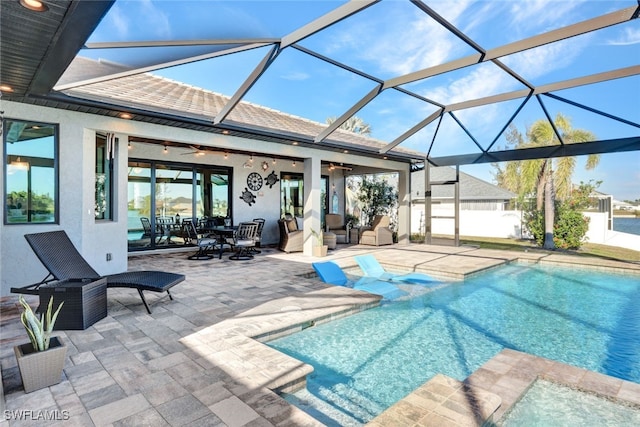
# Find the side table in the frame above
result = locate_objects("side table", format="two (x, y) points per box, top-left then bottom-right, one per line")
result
(38, 278), (107, 330)
(349, 227), (360, 244)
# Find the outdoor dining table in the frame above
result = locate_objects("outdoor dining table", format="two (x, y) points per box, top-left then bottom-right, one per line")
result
(200, 225), (238, 258)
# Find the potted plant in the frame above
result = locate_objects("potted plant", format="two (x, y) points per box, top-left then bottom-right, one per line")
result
(14, 295), (66, 393)
(311, 228), (328, 257)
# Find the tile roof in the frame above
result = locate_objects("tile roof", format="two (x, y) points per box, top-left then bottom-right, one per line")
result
(60, 57), (422, 159)
(412, 167), (516, 201)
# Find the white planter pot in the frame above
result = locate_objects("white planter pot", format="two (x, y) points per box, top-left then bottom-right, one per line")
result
(312, 245), (328, 257)
(14, 336), (67, 393)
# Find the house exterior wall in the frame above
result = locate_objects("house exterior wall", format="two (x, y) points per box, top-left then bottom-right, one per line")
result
(1, 101), (408, 296)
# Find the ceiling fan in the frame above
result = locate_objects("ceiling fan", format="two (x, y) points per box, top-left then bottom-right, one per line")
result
(180, 145), (206, 156)
(328, 163), (352, 171)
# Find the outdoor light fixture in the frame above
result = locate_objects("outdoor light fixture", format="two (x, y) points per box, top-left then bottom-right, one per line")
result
(292, 160), (296, 167)
(261, 161), (269, 172)
(224, 153), (228, 159)
(163, 146), (168, 154)
(119, 112), (132, 119)
(328, 163), (352, 171)
(0, 84), (13, 92)
(10, 157), (29, 170)
(19, 0), (48, 12)
(128, 141), (132, 150)
(272, 158), (276, 165)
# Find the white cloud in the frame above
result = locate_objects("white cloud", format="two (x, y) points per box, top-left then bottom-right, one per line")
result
(607, 27), (640, 46)
(508, 0), (583, 33)
(424, 63), (517, 104)
(102, 0), (171, 40)
(502, 36), (586, 80)
(322, 5), (468, 77)
(280, 71), (310, 81)
(139, 0), (172, 39)
(104, 4), (130, 39)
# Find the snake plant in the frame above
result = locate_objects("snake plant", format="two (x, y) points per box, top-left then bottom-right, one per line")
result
(19, 296), (64, 351)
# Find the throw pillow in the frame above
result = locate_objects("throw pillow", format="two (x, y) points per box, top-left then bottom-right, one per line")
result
(286, 218), (298, 232)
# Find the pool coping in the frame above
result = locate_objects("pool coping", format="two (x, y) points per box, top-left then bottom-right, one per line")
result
(367, 348), (640, 427)
(178, 286), (383, 425)
(467, 348), (640, 422)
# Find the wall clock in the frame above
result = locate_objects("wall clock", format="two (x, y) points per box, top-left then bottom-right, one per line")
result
(247, 172), (263, 191)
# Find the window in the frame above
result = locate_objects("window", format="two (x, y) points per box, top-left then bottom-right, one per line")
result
(95, 134), (114, 220)
(280, 172), (328, 221)
(126, 159), (231, 251)
(4, 119), (58, 224)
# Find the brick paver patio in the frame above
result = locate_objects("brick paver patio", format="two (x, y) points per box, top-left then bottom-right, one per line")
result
(1, 243), (639, 426)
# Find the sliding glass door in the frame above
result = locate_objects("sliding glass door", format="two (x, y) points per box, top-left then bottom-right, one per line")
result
(280, 172), (328, 224)
(127, 160), (231, 251)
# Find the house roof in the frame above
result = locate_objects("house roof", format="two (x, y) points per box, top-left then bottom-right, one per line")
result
(60, 57), (424, 161)
(412, 167), (516, 201)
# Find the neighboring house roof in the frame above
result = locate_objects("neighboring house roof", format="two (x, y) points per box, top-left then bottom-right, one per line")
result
(613, 200), (635, 207)
(60, 57), (423, 160)
(412, 167), (516, 201)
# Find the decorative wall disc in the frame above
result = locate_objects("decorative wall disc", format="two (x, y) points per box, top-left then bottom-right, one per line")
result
(265, 170), (279, 188)
(240, 187), (256, 206)
(247, 172), (263, 191)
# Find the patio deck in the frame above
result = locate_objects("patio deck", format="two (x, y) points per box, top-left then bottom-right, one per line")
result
(1, 243), (639, 426)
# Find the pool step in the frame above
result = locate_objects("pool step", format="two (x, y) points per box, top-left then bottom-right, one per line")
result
(367, 373), (501, 426)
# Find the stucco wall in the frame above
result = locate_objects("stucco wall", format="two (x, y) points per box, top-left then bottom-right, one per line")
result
(1, 101), (407, 296)
(410, 208), (630, 249)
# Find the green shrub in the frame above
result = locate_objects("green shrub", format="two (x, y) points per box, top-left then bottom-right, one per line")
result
(553, 203), (590, 249)
(524, 204), (590, 250)
(524, 209), (545, 247)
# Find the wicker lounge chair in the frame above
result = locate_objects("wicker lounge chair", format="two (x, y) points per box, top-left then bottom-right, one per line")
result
(12, 230), (185, 314)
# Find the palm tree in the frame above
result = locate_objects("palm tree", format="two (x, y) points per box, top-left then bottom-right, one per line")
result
(326, 116), (372, 136)
(496, 113), (599, 249)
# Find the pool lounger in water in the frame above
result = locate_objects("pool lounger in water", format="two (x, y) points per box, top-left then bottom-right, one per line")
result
(312, 261), (406, 300)
(355, 254), (435, 284)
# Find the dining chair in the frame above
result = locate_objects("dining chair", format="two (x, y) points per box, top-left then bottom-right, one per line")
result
(183, 220), (218, 260)
(251, 218), (266, 254)
(229, 222), (258, 260)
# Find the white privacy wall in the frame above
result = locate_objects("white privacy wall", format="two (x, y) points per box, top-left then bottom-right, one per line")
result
(411, 207), (617, 246)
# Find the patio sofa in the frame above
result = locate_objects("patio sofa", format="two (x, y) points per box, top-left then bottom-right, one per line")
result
(359, 215), (393, 246)
(277, 215), (303, 253)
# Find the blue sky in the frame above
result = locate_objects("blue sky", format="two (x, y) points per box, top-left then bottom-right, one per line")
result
(85, 0), (640, 201)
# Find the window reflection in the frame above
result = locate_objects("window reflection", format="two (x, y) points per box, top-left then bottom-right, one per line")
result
(280, 172), (328, 223)
(4, 120), (57, 224)
(127, 160), (230, 251)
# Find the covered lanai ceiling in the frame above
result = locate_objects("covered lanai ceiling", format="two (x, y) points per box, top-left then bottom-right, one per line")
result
(1, 0), (639, 167)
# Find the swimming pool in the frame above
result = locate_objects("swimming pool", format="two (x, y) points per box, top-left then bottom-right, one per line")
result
(498, 379), (640, 426)
(268, 263), (640, 425)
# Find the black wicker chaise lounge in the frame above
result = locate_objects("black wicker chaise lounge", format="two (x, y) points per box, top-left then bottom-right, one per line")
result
(11, 230), (185, 314)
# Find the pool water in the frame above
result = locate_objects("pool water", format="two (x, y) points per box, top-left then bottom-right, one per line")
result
(498, 379), (640, 426)
(268, 263), (640, 425)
